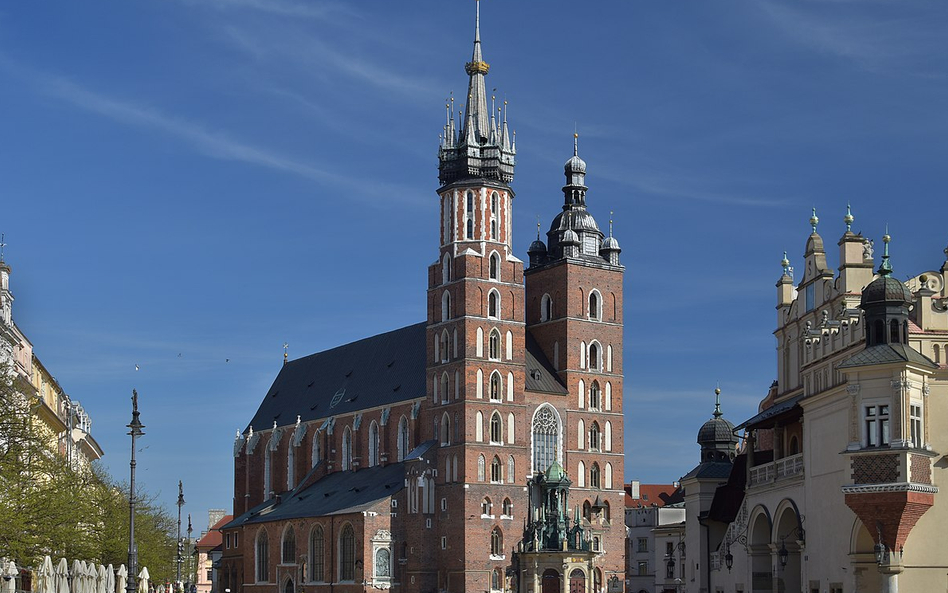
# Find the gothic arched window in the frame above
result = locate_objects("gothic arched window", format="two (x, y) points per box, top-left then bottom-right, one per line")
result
(489, 330), (501, 360)
(397, 415), (409, 461)
(589, 381), (601, 409)
(282, 527), (296, 564)
(589, 290), (601, 321)
(590, 462), (601, 489)
(255, 530), (269, 582)
(490, 527), (503, 556)
(541, 293), (553, 322)
(466, 191), (475, 240)
(488, 290), (500, 318)
(339, 524), (355, 581)
(590, 422), (601, 451)
(490, 412), (503, 444)
(490, 252), (500, 280)
(441, 291), (451, 322)
(368, 421), (379, 467)
(588, 343), (600, 371)
(532, 406), (559, 474)
(341, 427), (352, 471)
(491, 456), (502, 482)
(490, 372), (502, 401)
(440, 413), (450, 446)
(477, 454), (486, 481)
(490, 192), (499, 240)
(310, 526), (324, 582)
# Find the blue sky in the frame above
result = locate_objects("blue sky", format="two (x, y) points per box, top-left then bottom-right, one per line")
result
(1, 0), (946, 531)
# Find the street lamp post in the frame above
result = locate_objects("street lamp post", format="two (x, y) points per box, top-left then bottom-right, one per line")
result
(177, 482), (185, 592)
(126, 390), (145, 593)
(186, 514), (193, 593)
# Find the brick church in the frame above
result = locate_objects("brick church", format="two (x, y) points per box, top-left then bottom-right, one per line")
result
(220, 4), (625, 593)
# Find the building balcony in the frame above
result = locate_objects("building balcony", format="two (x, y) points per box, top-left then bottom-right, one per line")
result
(748, 452), (803, 488)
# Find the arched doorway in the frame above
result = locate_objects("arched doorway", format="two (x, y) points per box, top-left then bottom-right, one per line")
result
(569, 569), (586, 593)
(283, 578), (294, 593)
(542, 569), (560, 593)
(774, 506), (802, 593)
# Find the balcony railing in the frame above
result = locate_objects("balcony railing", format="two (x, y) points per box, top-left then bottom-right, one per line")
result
(749, 452), (804, 487)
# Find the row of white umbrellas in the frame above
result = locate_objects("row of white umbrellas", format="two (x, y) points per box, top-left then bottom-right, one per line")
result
(33, 557), (150, 593)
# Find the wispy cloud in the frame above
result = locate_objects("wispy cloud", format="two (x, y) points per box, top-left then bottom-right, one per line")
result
(756, 0), (946, 74)
(0, 57), (426, 208)
(178, 0), (357, 21)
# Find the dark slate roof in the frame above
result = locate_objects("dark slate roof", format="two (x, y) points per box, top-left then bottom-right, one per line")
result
(707, 454), (747, 525)
(734, 394), (804, 432)
(524, 332), (569, 395)
(681, 460), (733, 481)
(246, 323), (427, 431)
(837, 343), (937, 370)
(222, 462), (406, 529)
(697, 417), (738, 445)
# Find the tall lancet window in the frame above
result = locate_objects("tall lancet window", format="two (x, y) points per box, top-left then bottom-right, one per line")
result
(466, 191), (475, 239)
(490, 192), (499, 240)
(532, 405), (559, 474)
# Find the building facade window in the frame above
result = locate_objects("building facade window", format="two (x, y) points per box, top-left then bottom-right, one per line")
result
(255, 530), (269, 582)
(589, 381), (601, 410)
(590, 422), (600, 451)
(489, 252), (500, 279)
(491, 456), (502, 483)
(866, 405), (890, 447)
(482, 497), (492, 516)
(490, 192), (499, 240)
(282, 527), (296, 564)
(541, 293), (553, 322)
(589, 290), (601, 320)
(368, 421), (379, 467)
(397, 416), (409, 461)
(532, 405), (559, 474)
(490, 372), (502, 401)
(341, 427), (352, 470)
(911, 404), (922, 448)
(339, 524), (355, 581)
(502, 498), (513, 516)
(489, 330), (500, 360)
(637, 538), (648, 553)
(637, 561), (648, 576)
(590, 463), (601, 489)
(478, 454), (486, 481)
(488, 290), (500, 318)
(490, 527), (503, 556)
(310, 527), (324, 582)
(490, 412), (503, 443)
(466, 191), (475, 239)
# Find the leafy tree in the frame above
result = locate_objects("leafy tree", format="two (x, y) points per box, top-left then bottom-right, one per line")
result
(0, 363), (176, 580)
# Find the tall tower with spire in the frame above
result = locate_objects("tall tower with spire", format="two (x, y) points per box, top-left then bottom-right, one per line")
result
(425, 2), (529, 591)
(523, 134), (626, 592)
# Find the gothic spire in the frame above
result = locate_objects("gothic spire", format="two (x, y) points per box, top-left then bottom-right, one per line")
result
(464, 0), (491, 143)
(438, 0), (515, 186)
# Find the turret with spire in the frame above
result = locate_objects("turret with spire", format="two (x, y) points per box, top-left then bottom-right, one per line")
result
(438, 0), (515, 187)
(837, 203), (874, 294)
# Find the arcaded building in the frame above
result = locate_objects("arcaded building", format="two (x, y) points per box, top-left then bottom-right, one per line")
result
(219, 4), (626, 593)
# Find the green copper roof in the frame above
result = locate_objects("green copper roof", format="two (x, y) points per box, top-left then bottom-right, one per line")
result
(545, 460), (566, 481)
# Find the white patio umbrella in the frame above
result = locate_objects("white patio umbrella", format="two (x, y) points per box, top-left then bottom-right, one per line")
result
(136, 568), (149, 593)
(96, 565), (108, 593)
(55, 559), (70, 593)
(2, 560), (18, 593)
(71, 561), (83, 593)
(115, 566), (127, 593)
(86, 563), (97, 593)
(104, 566), (115, 593)
(36, 556), (55, 593)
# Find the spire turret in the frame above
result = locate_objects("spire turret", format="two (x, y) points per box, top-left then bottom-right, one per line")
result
(439, 0), (515, 186)
(878, 226), (892, 277)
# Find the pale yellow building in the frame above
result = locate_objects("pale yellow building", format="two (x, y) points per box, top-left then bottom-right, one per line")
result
(0, 256), (102, 467)
(682, 209), (948, 593)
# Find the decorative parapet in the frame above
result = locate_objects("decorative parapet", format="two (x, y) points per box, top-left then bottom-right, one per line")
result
(841, 482), (938, 495)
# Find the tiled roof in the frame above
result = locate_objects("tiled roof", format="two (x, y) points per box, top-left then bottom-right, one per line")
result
(246, 323), (427, 431)
(837, 343), (937, 370)
(195, 515), (233, 550)
(222, 461), (406, 530)
(624, 484), (683, 508)
(524, 332), (568, 395)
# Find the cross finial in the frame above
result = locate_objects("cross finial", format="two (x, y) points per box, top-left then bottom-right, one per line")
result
(844, 203), (854, 233)
(879, 225), (893, 276)
(283, 342), (289, 365)
(609, 211), (614, 237)
(573, 127), (579, 157)
(536, 215), (541, 240)
(713, 386), (723, 419)
(0, 233), (6, 263)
